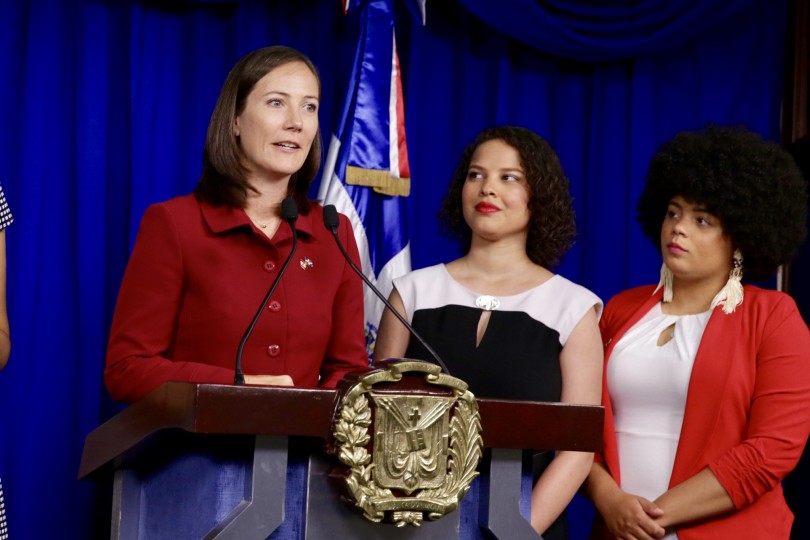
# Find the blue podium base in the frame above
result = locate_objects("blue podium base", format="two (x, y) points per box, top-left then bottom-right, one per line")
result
(110, 432), (542, 540)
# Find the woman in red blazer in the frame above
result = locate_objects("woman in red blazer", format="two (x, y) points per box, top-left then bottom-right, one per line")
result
(105, 47), (368, 404)
(585, 126), (810, 539)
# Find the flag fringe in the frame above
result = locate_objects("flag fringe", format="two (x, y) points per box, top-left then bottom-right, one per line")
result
(346, 165), (411, 197)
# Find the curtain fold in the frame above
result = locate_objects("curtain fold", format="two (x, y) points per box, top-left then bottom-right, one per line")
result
(456, 0), (754, 61)
(0, 0), (788, 538)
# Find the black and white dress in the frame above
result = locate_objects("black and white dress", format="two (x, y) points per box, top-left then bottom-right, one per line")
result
(0, 185), (11, 229)
(0, 477), (6, 540)
(0, 183), (12, 540)
(394, 264), (602, 401)
(393, 264), (601, 539)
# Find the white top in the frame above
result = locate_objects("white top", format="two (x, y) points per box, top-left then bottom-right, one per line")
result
(607, 303), (712, 539)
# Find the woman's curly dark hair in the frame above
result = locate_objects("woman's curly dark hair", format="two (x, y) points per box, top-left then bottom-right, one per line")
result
(637, 125), (808, 281)
(438, 126), (576, 269)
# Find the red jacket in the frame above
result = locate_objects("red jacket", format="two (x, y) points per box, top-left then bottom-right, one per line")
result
(105, 195), (369, 403)
(593, 285), (810, 539)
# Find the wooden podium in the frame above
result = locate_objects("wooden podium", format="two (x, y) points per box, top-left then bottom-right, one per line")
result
(80, 370), (603, 540)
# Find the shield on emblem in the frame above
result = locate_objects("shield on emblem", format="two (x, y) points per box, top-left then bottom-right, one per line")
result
(371, 394), (453, 494)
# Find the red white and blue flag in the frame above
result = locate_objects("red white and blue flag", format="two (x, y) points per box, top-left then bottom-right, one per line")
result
(320, 0), (423, 355)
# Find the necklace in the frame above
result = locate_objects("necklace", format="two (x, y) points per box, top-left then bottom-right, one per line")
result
(247, 213), (274, 230)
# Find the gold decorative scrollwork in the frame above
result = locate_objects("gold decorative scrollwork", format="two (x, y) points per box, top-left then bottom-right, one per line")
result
(333, 361), (483, 527)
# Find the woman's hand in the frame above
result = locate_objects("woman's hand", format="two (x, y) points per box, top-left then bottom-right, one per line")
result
(599, 490), (665, 540)
(243, 374), (294, 386)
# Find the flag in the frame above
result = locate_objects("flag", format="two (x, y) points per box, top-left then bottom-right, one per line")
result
(319, 0), (417, 356)
(343, 0), (427, 22)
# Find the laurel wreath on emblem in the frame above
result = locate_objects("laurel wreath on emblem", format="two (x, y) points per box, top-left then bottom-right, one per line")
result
(333, 361), (483, 527)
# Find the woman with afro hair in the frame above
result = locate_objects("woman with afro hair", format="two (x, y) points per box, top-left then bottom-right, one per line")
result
(585, 125), (810, 540)
(375, 126), (604, 538)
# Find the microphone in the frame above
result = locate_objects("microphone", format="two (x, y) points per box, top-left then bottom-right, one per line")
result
(322, 204), (450, 375)
(234, 197), (299, 385)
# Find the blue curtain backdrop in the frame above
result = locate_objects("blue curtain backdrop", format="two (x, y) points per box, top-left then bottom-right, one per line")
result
(0, 0), (788, 538)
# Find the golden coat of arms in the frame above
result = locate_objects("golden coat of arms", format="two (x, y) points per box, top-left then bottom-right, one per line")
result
(332, 360), (483, 527)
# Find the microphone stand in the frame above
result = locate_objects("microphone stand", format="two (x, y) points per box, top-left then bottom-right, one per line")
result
(322, 205), (451, 375)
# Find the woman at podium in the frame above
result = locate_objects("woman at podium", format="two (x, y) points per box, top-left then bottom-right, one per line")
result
(585, 126), (810, 539)
(374, 125), (604, 538)
(105, 46), (368, 404)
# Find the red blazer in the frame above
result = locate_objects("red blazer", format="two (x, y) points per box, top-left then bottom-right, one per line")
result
(593, 285), (810, 539)
(105, 195), (369, 404)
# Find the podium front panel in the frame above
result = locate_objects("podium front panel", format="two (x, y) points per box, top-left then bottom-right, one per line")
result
(108, 432), (546, 539)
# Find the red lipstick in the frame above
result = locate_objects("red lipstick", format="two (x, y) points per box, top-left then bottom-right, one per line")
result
(475, 202), (499, 213)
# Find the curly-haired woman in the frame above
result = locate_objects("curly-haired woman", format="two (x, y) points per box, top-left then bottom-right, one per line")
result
(585, 125), (810, 539)
(374, 125), (603, 538)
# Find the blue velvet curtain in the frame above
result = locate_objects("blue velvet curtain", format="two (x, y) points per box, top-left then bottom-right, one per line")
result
(455, 0), (753, 62)
(0, 0), (788, 538)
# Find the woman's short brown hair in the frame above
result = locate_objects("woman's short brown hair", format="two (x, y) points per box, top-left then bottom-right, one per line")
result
(194, 46), (322, 213)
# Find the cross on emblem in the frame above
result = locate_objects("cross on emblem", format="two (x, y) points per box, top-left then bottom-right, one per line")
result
(408, 406), (421, 424)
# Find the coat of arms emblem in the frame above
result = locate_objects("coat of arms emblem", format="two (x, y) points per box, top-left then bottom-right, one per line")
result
(333, 360), (483, 527)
